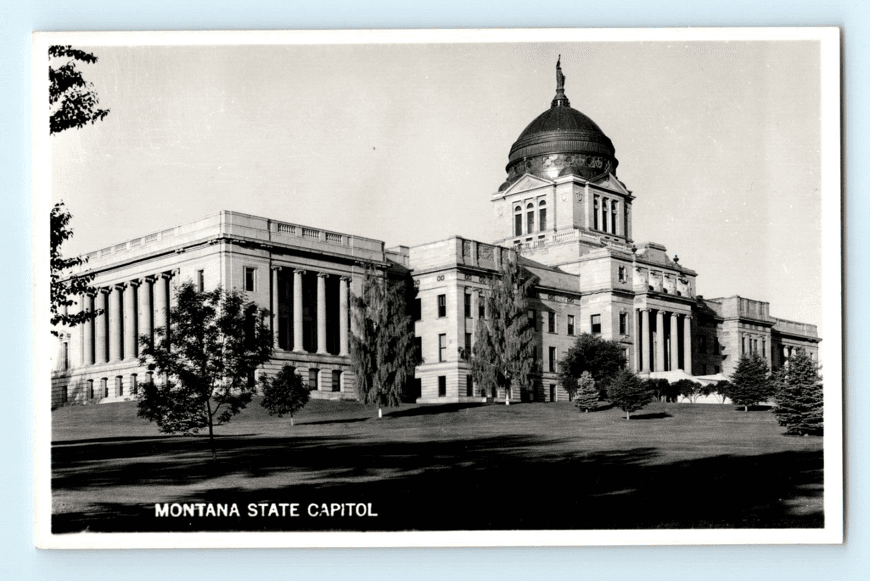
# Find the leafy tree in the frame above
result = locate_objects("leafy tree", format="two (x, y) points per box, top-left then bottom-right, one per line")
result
(350, 268), (418, 418)
(465, 254), (538, 405)
(137, 283), (273, 460)
(607, 369), (652, 420)
(674, 379), (704, 403)
(712, 380), (732, 404)
(558, 333), (626, 399)
(49, 46), (110, 134)
(728, 354), (772, 412)
(573, 371), (599, 413)
(50, 202), (101, 334)
(260, 365), (311, 426)
(772, 349), (823, 436)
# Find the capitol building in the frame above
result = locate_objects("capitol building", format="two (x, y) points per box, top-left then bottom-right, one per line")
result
(50, 61), (820, 407)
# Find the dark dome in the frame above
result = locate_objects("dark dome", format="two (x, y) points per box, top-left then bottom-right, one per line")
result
(500, 60), (618, 191)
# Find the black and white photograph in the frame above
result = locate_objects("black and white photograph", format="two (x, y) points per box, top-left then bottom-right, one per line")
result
(33, 29), (842, 548)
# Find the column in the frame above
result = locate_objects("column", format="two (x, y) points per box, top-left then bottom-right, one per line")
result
(271, 266), (281, 349)
(293, 269), (306, 352)
(124, 281), (138, 359)
(633, 309), (641, 373)
(683, 315), (693, 374)
(655, 310), (665, 372)
(154, 273), (169, 340)
(670, 312), (679, 372)
(641, 309), (651, 372)
(138, 277), (154, 348)
(339, 276), (350, 356)
(317, 272), (329, 354)
(109, 284), (124, 361)
(95, 289), (109, 363)
(82, 293), (94, 365)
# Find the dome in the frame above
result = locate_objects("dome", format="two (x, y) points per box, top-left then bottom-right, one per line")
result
(500, 59), (618, 191)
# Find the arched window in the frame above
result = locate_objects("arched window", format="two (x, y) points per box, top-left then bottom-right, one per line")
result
(538, 200), (547, 231)
(601, 198), (608, 233)
(611, 200), (618, 234)
(514, 206), (522, 237)
(526, 203), (535, 234)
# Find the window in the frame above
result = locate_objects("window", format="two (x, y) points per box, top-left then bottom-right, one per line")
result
(197, 269), (205, 292)
(437, 294), (446, 318)
(762, 338), (766, 357)
(466, 375), (474, 397)
(414, 337), (423, 362)
(61, 385), (68, 404)
(548, 346), (557, 373)
(601, 198), (608, 233)
(591, 314), (601, 335)
(514, 206), (522, 237)
(130, 373), (138, 396)
(309, 368), (319, 391)
(101, 377), (108, 398)
(611, 200), (618, 234)
(413, 298), (422, 321)
(526, 203), (535, 233)
(567, 315), (575, 335)
(539, 201), (547, 231)
(478, 298), (486, 319)
(438, 334), (447, 362)
(593, 196), (600, 230)
(332, 370), (341, 392)
(547, 311), (556, 333)
(244, 267), (256, 292)
(465, 333), (472, 354)
(619, 312), (627, 335)
(62, 342), (69, 370)
(87, 379), (94, 400)
(549, 384), (556, 402)
(742, 336), (746, 355)
(464, 291), (472, 318)
(116, 375), (123, 396)
(618, 266), (627, 283)
(528, 309), (536, 330)
(438, 376), (447, 397)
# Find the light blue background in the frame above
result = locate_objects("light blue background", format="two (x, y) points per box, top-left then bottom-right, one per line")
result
(3, 1), (866, 579)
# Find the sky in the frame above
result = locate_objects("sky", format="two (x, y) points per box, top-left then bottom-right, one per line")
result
(49, 39), (824, 326)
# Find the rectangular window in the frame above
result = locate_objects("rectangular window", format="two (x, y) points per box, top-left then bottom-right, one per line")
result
(245, 267), (256, 292)
(101, 377), (108, 398)
(547, 311), (556, 333)
(332, 370), (341, 392)
(515, 213), (522, 237)
(548, 346), (557, 373)
(438, 334), (446, 362)
(309, 369), (318, 391)
(130, 373), (138, 396)
(549, 384), (556, 403)
(61, 385), (68, 404)
(438, 376), (447, 397)
(591, 314), (601, 335)
(539, 207), (547, 231)
(116, 375), (123, 397)
(619, 312), (627, 335)
(88, 379), (94, 400)
(414, 337), (423, 362)
(618, 266), (627, 283)
(465, 332), (472, 355)
(62, 342), (69, 370)
(593, 195), (600, 230)
(762, 339), (766, 357)
(567, 314), (575, 336)
(413, 298), (422, 321)
(478, 298), (486, 319)
(437, 294), (446, 318)
(527, 208), (534, 233)
(197, 269), (205, 292)
(464, 291), (472, 318)
(466, 375), (474, 397)
(528, 309), (536, 330)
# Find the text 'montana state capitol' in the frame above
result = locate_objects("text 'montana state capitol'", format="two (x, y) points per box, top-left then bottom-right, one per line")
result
(51, 61), (820, 406)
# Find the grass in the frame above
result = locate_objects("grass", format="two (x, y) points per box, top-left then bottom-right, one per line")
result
(51, 398), (824, 533)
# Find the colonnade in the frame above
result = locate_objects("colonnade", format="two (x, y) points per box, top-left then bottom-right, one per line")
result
(635, 308), (692, 373)
(270, 267), (351, 357)
(741, 334), (768, 358)
(80, 272), (172, 366)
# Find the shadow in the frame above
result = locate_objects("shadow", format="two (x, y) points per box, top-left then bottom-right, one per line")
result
(300, 417), (371, 426)
(52, 434), (259, 446)
(627, 412), (673, 420)
(384, 403), (486, 418)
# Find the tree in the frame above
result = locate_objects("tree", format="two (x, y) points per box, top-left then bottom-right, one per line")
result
(465, 254), (538, 405)
(260, 365), (311, 426)
(558, 333), (626, 399)
(137, 283), (273, 461)
(728, 354), (772, 412)
(49, 46), (110, 135)
(772, 349), (823, 436)
(49, 46), (109, 333)
(350, 268), (418, 418)
(573, 371), (599, 413)
(607, 369), (652, 420)
(50, 203), (101, 334)
(712, 379), (732, 404)
(674, 379), (704, 403)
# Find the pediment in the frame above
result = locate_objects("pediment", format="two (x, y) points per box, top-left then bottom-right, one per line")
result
(502, 173), (554, 196)
(592, 172), (630, 195)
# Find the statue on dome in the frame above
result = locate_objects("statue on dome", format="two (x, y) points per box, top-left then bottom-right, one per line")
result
(556, 55), (565, 90)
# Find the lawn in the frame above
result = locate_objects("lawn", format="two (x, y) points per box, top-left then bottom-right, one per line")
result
(50, 398), (824, 533)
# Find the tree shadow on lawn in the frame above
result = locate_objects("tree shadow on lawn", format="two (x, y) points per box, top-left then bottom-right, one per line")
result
(385, 403), (487, 418)
(52, 431), (823, 533)
(626, 412), (673, 420)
